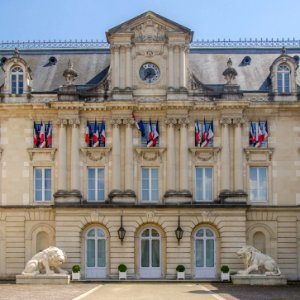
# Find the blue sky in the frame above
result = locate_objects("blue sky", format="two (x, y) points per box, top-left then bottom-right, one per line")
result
(1, 0), (300, 41)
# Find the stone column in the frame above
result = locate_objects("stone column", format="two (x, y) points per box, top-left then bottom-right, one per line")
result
(179, 118), (190, 190)
(111, 118), (122, 190)
(168, 45), (174, 88)
(125, 45), (132, 88)
(123, 118), (134, 191)
(220, 118), (231, 191)
(57, 119), (67, 191)
(233, 118), (244, 191)
(179, 46), (186, 88)
(165, 118), (177, 191)
(174, 45), (180, 88)
(113, 45), (120, 88)
(70, 119), (80, 191)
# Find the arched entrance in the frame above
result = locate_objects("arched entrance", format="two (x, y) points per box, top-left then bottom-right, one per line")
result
(194, 227), (216, 278)
(85, 227), (107, 278)
(140, 228), (161, 278)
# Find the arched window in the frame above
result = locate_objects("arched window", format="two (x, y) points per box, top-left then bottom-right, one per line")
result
(11, 66), (24, 94)
(277, 65), (290, 94)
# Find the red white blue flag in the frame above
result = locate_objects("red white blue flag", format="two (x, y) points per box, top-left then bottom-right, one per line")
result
(249, 122), (256, 146)
(147, 120), (155, 147)
(39, 122), (46, 148)
(85, 121), (91, 146)
(195, 121), (201, 147)
(33, 122), (39, 148)
(46, 122), (52, 148)
(132, 112), (146, 137)
(100, 121), (105, 145)
(93, 120), (99, 147)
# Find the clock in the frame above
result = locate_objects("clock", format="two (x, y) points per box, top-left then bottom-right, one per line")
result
(139, 63), (160, 83)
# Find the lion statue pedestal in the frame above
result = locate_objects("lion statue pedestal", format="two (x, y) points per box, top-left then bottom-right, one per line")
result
(16, 246), (70, 285)
(231, 246), (287, 285)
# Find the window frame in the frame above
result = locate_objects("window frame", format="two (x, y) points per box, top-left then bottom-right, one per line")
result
(10, 66), (24, 95)
(249, 166), (268, 203)
(87, 167), (105, 202)
(34, 167), (52, 202)
(277, 64), (291, 94)
(141, 167), (159, 202)
(195, 167), (213, 202)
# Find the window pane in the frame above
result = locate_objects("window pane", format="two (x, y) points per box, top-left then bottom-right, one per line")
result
(87, 240), (95, 267)
(142, 229), (149, 237)
(151, 229), (159, 237)
(35, 190), (42, 202)
(88, 168), (95, 201)
(97, 239), (106, 267)
(196, 239), (204, 267)
(196, 229), (204, 237)
(141, 240), (149, 267)
(206, 229), (214, 237)
(96, 229), (105, 237)
(206, 239), (215, 267)
(151, 239), (160, 267)
(87, 229), (95, 237)
(258, 168), (267, 201)
(205, 168), (213, 201)
(44, 190), (51, 201)
(195, 168), (203, 201)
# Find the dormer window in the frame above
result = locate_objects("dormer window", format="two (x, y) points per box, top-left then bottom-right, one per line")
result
(277, 65), (290, 94)
(11, 66), (24, 94)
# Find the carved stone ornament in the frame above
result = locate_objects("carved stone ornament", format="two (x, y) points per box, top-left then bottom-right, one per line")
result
(189, 147), (220, 163)
(146, 210), (156, 222)
(244, 147), (274, 162)
(222, 58), (238, 84)
(22, 246), (68, 275)
(81, 147), (111, 163)
(63, 60), (78, 85)
(133, 17), (166, 43)
(135, 147), (166, 163)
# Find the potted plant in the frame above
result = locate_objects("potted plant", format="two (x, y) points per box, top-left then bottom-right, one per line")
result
(220, 265), (230, 281)
(176, 264), (185, 280)
(72, 265), (81, 280)
(118, 263), (127, 280)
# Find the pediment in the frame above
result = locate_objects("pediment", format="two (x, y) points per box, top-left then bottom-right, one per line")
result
(106, 11), (193, 43)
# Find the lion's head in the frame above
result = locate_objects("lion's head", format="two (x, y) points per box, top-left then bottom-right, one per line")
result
(237, 246), (260, 265)
(44, 246), (67, 268)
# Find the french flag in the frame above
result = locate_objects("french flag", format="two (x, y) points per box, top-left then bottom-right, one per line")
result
(100, 121), (105, 146)
(195, 121), (200, 147)
(33, 122), (39, 148)
(93, 120), (99, 147)
(249, 122), (256, 147)
(85, 121), (91, 146)
(256, 121), (264, 148)
(147, 120), (155, 147)
(264, 121), (269, 140)
(46, 122), (52, 148)
(201, 118), (208, 147)
(39, 122), (46, 148)
(132, 112), (146, 137)
(152, 120), (159, 147)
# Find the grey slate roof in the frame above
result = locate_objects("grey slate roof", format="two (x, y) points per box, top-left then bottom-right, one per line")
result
(0, 48), (299, 93)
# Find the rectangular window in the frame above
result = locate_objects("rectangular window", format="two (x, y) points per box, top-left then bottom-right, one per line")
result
(249, 121), (268, 148)
(249, 167), (268, 202)
(141, 167), (159, 202)
(141, 122), (159, 147)
(195, 167), (213, 201)
(87, 168), (105, 202)
(34, 168), (52, 202)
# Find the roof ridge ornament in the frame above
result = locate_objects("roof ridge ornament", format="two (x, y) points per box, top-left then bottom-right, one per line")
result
(222, 58), (238, 84)
(281, 46), (287, 55)
(63, 59), (78, 85)
(13, 47), (20, 57)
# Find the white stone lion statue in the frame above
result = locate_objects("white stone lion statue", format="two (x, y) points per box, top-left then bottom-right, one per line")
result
(236, 245), (281, 276)
(22, 246), (68, 275)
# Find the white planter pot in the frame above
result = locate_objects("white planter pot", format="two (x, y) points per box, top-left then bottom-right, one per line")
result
(177, 271), (185, 280)
(72, 272), (81, 280)
(221, 272), (230, 281)
(119, 271), (127, 280)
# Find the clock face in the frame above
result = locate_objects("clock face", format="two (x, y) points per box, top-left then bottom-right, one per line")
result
(139, 63), (160, 84)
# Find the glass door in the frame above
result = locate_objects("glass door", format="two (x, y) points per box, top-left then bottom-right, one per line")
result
(85, 228), (106, 278)
(140, 228), (161, 278)
(195, 228), (216, 278)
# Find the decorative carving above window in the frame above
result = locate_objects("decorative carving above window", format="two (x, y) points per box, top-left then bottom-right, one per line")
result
(27, 148), (57, 162)
(80, 147), (111, 163)
(135, 147), (166, 163)
(244, 147), (274, 162)
(189, 147), (220, 163)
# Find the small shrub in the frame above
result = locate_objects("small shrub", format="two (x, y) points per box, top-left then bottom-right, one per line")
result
(118, 264), (127, 272)
(72, 265), (80, 273)
(176, 265), (185, 272)
(220, 265), (229, 273)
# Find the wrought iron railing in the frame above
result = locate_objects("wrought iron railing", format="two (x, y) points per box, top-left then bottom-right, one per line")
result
(0, 38), (299, 50)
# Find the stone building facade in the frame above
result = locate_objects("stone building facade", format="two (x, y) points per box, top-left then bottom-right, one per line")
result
(0, 11), (300, 280)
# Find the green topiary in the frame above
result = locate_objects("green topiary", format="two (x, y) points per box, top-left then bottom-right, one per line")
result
(72, 265), (80, 273)
(176, 265), (185, 272)
(118, 264), (127, 272)
(220, 265), (229, 273)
